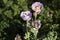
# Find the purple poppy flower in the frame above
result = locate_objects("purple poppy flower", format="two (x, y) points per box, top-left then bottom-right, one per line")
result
(31, 2), (44, 14)
(20, 11), (32, 21)
(29, 20), (41, 29)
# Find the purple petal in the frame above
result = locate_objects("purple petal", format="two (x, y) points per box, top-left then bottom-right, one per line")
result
(31, 2), (44, 14)
(20, 11), (32, 21)
(31, 20), (41, 29)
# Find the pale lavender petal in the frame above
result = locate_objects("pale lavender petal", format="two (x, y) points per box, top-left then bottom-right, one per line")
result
(31, 2), (44, 14)
(20, 11), (32, 21)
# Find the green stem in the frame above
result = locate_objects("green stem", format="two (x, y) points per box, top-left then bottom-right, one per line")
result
(35, 30), (38, 40)
(26, 21), (30, 40)
(35, 16), (36, 21)
(35, 35), (37, 40)
(35, 15), (37, 40)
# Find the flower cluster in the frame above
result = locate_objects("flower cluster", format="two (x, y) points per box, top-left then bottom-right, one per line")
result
(20, 2), (54, 40)
(20, 2), (44, 29)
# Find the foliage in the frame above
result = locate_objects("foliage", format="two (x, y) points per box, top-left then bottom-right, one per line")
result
(0, 0), (60, 40)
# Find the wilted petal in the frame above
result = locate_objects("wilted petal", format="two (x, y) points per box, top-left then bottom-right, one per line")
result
(15, 34), (22, 40)
(47, 12), (53, 18)
(30, 20), (41, 29)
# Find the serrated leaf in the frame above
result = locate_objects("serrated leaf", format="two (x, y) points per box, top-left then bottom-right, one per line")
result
(6, 1), (13, 7)
(17, 0), (28, 11)
(4, 10), (13, 19)
(12, 4), (20, 16)
(24, 32), (30, 39)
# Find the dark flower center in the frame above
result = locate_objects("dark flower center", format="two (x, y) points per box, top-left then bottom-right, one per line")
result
(34, 22), (39, 28)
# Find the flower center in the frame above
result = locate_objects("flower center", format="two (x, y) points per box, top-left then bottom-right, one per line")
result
(34, 22), (39, 28)
(35, 6), (41, 13)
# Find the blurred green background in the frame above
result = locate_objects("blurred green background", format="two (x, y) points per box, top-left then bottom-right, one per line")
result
(0, 0), (60, 40)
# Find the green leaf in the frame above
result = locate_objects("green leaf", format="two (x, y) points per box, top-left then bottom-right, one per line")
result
(6, 1), (13, 7)
(4, 10), (13, 19)
(3, 0), (8, 4)
(17, 0), (28, 11)
(0, 8), (2, 14)
(12, 4), (20, 16)
(0, 21), (9, 31)
(24, 32), (30, 39)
